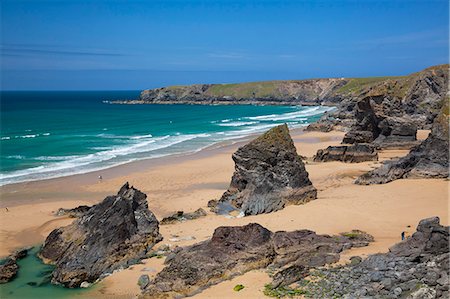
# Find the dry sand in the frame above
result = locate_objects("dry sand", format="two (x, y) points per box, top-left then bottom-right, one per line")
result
(0, 129), (447, 299)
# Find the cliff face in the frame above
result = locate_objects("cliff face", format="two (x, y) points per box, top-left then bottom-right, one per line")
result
(311, 64), (449, 131)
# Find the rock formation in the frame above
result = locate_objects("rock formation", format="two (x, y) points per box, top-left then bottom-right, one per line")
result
(356, 100), (449, 184)
(141, 223), (372, 298)
(0, 248), (29, 283)
(40, 183), (162, 288)
(160, 208), (207, 225)
(341, 96), (419, 148)
(314, 144), (378, 163)
(211, 124), (316, 216)
(291, 217), (449, 298)
(310, 64), (448, 132)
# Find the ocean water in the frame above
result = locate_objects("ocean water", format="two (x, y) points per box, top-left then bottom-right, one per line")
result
(0, 91), (332, 186)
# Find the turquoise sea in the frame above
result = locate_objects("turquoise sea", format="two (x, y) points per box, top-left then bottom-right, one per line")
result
(0, 91), (332, 186)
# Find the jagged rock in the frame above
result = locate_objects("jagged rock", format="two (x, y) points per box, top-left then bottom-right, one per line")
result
(314, 144), (378, 163)
(142, 223), (275, 298)
(214, 124), (316, 216)
(160, 208), (207, 225)
(55, 205), (91, 217)
(372, 116), (419, 148)
(292, 217), (449, 298)
(0, 248), (29, 283)
(140, 223), (373, 298)
(342, 96), (418, 148)
(356, 100), (449, 184)
(39, 183), (162, 287)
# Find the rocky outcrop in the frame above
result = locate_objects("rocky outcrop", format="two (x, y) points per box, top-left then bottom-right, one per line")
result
(310, 64), (448, 132)
(40, 183), (162, 288)
(160, 208), (207, 225)
(0, 248), (29, 283)
(141, 223), (372, 298)
(314, 144), (378, 163)
(210, 124), (316, 216)
(355, 100), (449, 184)
(341, 96), (419, 148)
(291, 217), (449, 298)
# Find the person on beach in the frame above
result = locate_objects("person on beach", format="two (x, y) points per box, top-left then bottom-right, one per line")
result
(98, 175), (103, 182)
(401, 231), (405, 240)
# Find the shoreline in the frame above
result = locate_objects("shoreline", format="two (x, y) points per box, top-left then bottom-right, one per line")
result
(0, 129), (447, 299)
(0, 126), (320, 208)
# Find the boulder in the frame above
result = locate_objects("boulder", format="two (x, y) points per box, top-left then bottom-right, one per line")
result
(214, 124), (316, 216)
(140, 223), (373, 298)
(314, 144), (378, 163)
(356, 100), (449, 184)
(142, 223), (275, 298)
(39, 183), (162, 287)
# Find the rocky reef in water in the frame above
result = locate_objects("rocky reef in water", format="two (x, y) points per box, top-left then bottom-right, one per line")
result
(39, 183), (162, 288)
(140, 223), (373, 298)
(0, 248), (30, 283)
(209, 124), (316, 216)
(355, 100), (449, 184)
(290, 217), (449, 298)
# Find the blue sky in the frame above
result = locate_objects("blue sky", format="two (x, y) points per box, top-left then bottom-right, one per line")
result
(1, 0), (448, 90)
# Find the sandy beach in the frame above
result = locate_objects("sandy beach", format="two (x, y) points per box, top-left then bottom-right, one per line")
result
(0, 129), (447, 299)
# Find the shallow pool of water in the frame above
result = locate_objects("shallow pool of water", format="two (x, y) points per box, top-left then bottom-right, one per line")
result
(0, 247), (90, 299)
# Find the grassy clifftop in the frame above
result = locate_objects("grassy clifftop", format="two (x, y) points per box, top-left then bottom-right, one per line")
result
(135, 64), (448, 106)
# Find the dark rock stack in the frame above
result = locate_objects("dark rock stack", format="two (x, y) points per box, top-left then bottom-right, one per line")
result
(211, 124), (316, 216)
(314, 144), (378, 163)
(356, 100), (449, 184)
(40, 183), (162, 288)
(0, 248), (29, 283)
(342, 96), (418, 148)
(295, 217), (449, 298)
(140, 223), (372, 298)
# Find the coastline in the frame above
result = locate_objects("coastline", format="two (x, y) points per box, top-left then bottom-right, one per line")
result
(0, 128), (447, 299)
